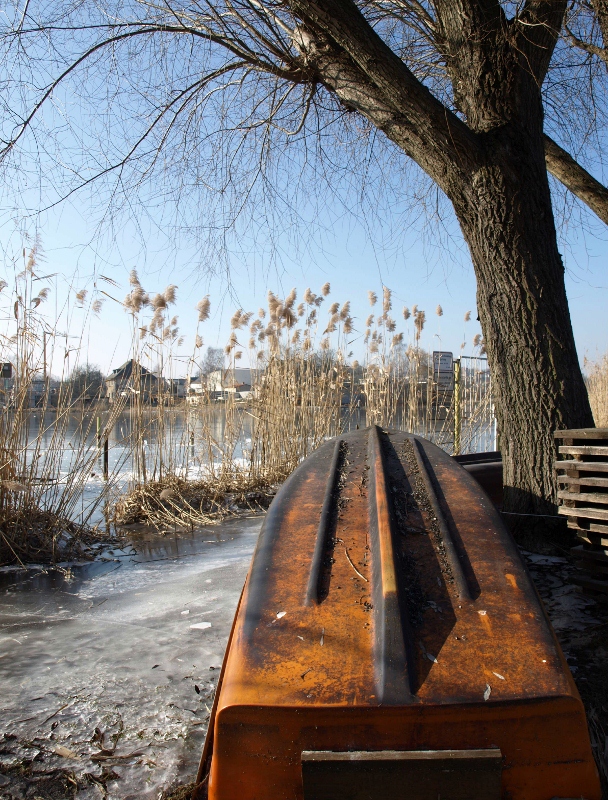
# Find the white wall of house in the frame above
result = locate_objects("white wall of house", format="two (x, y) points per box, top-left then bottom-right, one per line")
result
(169, 379), (187, 398)
(207, 369), (224, 392)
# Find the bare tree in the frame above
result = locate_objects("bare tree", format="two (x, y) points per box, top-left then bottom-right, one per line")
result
(565, 0), (608, 64)
(199, 346), (224, 383)
(67, 364), (105, 402)
(2, 1), (608, 514)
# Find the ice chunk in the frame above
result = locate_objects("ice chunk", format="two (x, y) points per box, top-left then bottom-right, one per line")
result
(190, 622), (212, 631)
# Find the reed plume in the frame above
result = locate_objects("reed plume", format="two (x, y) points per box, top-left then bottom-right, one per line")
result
(197, 296), (210, 322)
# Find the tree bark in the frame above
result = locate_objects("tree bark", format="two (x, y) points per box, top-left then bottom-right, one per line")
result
(592, 0), (608, 51)
(450, 124), (594, 512)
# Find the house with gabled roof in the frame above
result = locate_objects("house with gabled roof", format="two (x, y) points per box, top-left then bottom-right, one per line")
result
(208, 367), (253, 396)
(106, 359), (161, 403)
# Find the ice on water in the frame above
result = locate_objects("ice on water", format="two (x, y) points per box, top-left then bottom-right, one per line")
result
(0, 517), (262, 799)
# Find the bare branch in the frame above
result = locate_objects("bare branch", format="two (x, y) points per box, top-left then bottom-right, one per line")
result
(289, 0), (478, 179)
(513, 1), (568, 84)
(544, 133), (608, 225)
(562, 0), (608, 64)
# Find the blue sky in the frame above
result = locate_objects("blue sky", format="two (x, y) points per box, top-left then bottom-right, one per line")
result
(1, 170), (607, 379)
(0, 3), (606, 379)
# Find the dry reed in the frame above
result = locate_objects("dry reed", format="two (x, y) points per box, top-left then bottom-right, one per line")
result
(586, 352), (608, 426)
(0, 247), (128, 565)
(0, 248), (495, 547)
(115, 284), (494, 530)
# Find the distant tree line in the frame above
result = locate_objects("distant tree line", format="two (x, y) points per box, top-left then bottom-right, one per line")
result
(66, 364), (105, 402)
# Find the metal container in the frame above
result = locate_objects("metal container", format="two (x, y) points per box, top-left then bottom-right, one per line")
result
(194, 427), (599, 800)
(453, 450), (502, 508)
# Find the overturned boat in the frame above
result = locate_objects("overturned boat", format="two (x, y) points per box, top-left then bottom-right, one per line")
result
(193, 427), (600, 800)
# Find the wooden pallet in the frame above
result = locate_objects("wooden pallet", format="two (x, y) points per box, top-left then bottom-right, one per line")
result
(555, 428), (608, 598)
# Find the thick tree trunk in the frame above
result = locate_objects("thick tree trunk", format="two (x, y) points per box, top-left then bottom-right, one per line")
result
(291, 0), (593, 515)
(449, 125), (594, 513)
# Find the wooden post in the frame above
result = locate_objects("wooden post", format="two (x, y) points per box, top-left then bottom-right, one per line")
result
(103, 437), (109, 480)
(454, 359), (462, 456)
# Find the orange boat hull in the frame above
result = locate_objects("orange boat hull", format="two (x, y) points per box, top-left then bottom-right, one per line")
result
(194, 428), (600, 799)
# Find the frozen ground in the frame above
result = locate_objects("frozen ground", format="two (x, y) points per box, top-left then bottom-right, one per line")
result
(0, 515), (263, 799)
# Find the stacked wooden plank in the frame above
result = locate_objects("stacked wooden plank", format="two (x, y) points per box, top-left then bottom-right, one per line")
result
(554, 428), (608, 600)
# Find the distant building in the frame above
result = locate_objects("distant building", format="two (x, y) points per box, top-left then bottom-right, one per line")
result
(29, 378), (46, 407)
(0, 366), (47, 407)
(207, 368), (253, 398)
(168, 377), (188, 399)
(187, 368), (255, 402)
(0, 363), (14, 407)
(186, 374), (205, 404)
(206, 369), (223, 393)
(106, 360), (160, 403)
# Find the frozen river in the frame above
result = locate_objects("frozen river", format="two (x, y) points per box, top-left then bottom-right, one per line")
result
(0, 515), (263, 799)
(19, 404), (496, 533)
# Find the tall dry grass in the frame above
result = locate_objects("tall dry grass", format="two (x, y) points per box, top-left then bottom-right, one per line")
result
(245, 286), (350, 481)
(0, 248), (495, 545)
(586, 352), (608, 426)
(0, 245), (128, 565)
(114, 283), (493, 529)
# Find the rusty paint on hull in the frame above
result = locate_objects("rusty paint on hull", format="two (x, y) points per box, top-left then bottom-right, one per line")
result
(193, 428), (600, 800)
